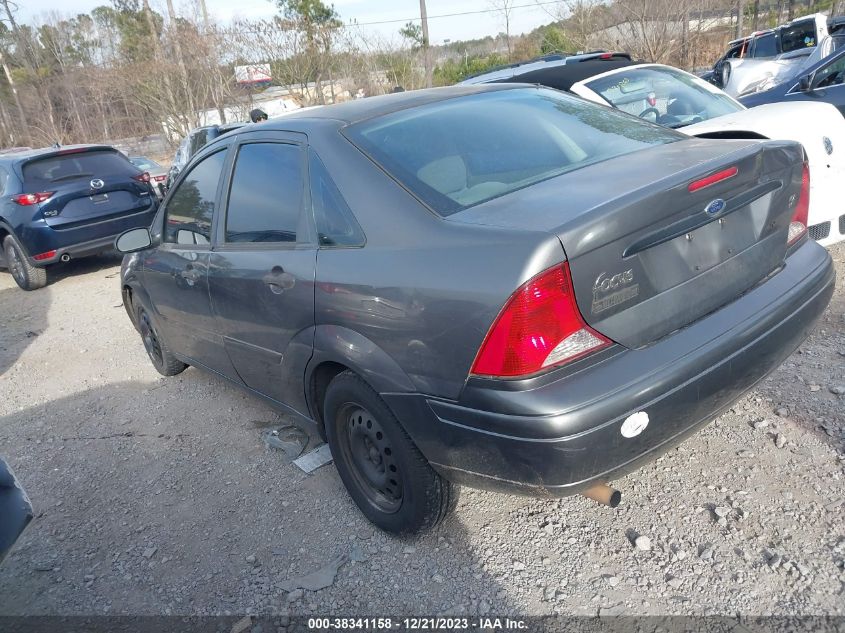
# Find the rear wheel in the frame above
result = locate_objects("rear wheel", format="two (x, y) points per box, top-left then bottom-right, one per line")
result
(3, 235), (47, 291)
(136, 305), (187, 376)
(324, 370), (458, 535)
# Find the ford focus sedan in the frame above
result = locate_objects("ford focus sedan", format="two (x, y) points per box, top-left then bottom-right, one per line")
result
(116, 85), (834, 534)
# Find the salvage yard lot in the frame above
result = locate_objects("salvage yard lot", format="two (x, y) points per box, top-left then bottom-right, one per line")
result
(0, 246), (843, 617)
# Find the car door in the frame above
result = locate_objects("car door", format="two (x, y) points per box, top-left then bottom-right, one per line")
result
(142, 146), (238, 377)
(207, 133), (316, 415)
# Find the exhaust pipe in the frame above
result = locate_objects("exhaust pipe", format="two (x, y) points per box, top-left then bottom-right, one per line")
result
(60, 253), (70, 262)
(582, 483), (621, 508)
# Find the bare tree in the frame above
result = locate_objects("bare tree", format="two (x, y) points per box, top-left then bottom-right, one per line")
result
(489, 0), (517, 60)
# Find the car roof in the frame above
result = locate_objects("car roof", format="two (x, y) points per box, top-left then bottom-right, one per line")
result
(245, 84), (525, 128)
(474, 58), (637, 91)
(460, 52), (632, 84)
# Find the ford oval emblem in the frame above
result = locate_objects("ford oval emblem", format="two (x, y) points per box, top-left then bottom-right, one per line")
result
(705, 198), (726, 215)
(823, 136), (833, 155)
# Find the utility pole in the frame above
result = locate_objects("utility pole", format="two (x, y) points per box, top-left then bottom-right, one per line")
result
(164, 0), (197, 127)
(197, 0), (226, 124)
(420, 0), (432, 88)
(736, 0), (744, 40)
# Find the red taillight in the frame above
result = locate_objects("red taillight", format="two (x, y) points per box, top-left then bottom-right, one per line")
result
(788, 161), (810, 245)
(133, 172), (151, 184)
(153, 175), (167, 182)
(13, 192), (54, 206)
(688, 166), (738, 192)
(33, 250), (57, 261)
(471, 263), (612, 378)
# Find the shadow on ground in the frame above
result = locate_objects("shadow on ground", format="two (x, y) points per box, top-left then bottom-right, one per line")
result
(0, 284), (51, 377)
(0, 378), (515, 616)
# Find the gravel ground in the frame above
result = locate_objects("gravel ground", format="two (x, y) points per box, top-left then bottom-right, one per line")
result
(0, 245), (843, 617)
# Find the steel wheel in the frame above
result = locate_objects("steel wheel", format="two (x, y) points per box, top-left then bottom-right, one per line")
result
(138, 308), (164, 367)
(338, 403), (402, 513)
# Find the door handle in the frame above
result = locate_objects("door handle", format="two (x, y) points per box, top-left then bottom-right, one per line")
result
(262, 266), (295, 294)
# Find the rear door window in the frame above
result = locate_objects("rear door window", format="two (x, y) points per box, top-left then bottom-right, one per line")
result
(22, 150), (138, 188)
(225, 142), (303, 243)
(164, 149), (227, 245)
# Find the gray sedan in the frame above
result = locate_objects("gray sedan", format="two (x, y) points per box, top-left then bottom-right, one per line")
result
(115, 85), (834, 534)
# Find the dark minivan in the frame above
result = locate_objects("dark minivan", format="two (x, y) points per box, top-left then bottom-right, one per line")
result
(0, 145), (158, 290)
(117, 86), (834, 534)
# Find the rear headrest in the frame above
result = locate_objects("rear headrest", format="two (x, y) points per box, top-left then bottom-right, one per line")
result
(417, 156), (467, 195)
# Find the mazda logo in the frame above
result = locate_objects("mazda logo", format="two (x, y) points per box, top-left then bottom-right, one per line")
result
(90, 178), (104, 190)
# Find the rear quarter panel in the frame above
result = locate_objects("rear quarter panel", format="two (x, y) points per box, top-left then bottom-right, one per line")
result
(306, 124), (565, 400)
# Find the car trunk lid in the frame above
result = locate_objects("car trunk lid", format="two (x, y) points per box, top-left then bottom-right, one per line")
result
(449, 138), (805, 349)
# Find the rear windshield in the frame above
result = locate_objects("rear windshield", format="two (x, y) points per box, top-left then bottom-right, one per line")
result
(23, 150), (137, 188)
(345, 88), (682, 216)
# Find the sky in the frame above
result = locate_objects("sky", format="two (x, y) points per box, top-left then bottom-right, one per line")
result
(18, 0), (559, 44)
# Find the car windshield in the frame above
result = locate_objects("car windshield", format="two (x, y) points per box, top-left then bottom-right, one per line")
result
(585, 66), (744, 129)
(130, 157), (161, 170)
(345, 88), (682, 217)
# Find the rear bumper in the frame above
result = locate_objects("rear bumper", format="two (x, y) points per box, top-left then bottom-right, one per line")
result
(17, 205), (157, 266)
(384, 240), (835, 497)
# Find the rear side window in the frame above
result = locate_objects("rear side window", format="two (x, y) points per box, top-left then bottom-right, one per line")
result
(345, 88), (682, 216)
(309, 150), (364, 247)
(22, 150), (137, 188)
(225, 143), (303, 243)
(780, 21), (818, 52)
(164, 149), (227, 245)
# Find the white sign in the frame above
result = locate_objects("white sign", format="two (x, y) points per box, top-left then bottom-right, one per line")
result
(235, 64), (272, 85)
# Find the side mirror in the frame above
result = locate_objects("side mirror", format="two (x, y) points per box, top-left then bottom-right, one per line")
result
(115, 227), (152, 254)
(799, 73), (815, 93)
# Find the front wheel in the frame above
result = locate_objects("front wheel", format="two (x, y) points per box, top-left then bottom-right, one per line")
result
(324, 371), (458, 535)
(3, 235), (47, 291)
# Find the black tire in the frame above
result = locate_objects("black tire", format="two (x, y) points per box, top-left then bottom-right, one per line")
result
(324, 370), (458, 535)
(721, 63), (731, 89)
(3, 234), (47, 291)
(136, 304), (187, 376)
